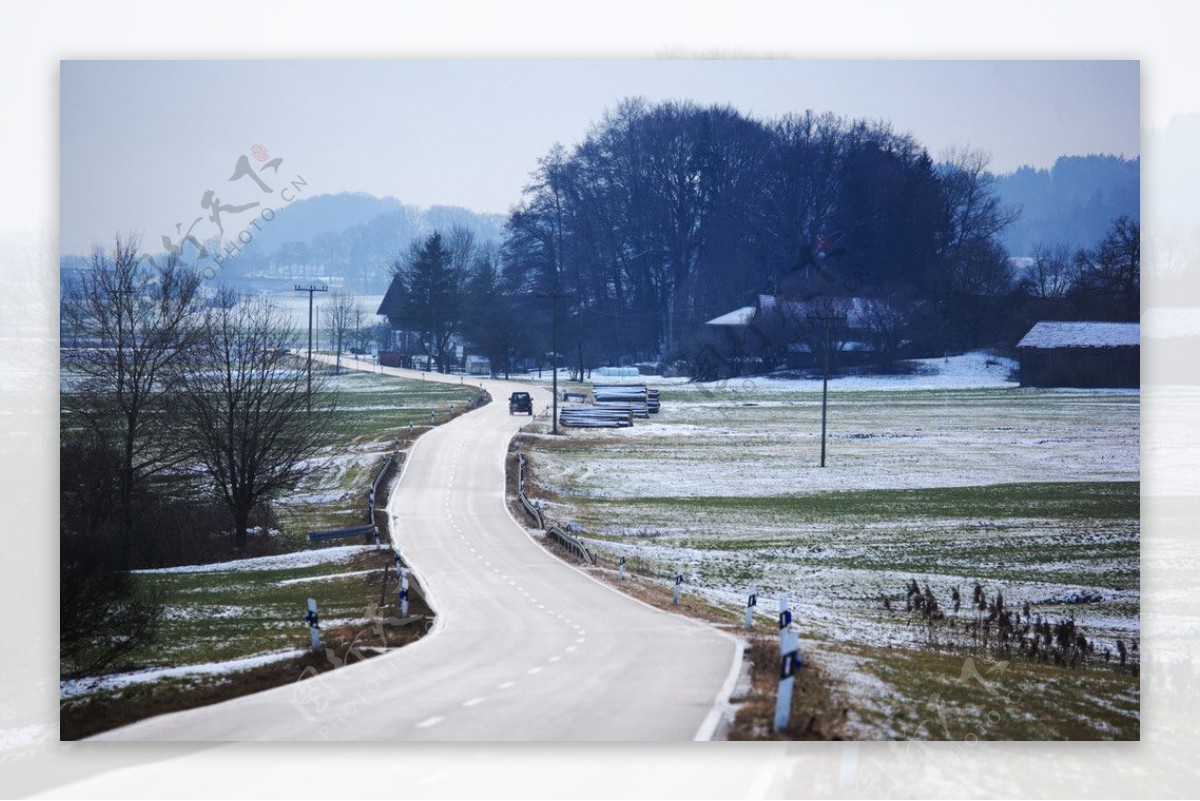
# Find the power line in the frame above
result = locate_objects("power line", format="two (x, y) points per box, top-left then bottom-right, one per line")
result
(295, 284), (328, 411)
(534, 290), (575, 435)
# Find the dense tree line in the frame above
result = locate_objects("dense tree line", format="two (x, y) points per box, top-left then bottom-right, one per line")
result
(491, 99), (1032, 368)
(995, 155), (1140, 255)
(379, 100), (1138, 377)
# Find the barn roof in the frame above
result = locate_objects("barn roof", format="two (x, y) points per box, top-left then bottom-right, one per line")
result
(1017, 321), (1140, 349)
(758, 295), (875, 328)
(377, 273), (405, 319)
(705, 305), (756, 327)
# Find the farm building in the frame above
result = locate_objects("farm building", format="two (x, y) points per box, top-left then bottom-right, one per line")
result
(703, 294), (910, 372)
(1016, 321), (1140, 388)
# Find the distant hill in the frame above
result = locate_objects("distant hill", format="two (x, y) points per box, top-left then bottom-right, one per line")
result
(237, 192), (405, 256)
(993, 154), (1140, 256)
(64, 155), (1139, 293)
(219, 193), (507, 292)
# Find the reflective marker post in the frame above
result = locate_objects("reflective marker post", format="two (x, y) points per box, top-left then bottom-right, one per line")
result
(673, 571), (683, 605)
(305, 598), (322, 652)
(392, 551), (409, 617)
(398, 567), (410, 618)
(618, 555), (626, 581)
(774, 596), (801, 732)
(745, 585), (758, 630)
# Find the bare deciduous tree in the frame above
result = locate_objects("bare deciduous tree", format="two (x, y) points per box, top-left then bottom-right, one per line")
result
(1073, 215), (1140, 320)
(61, 235), (202, 568)
(939, 146), (1022, 254)
(182, 291), (335, 549)
(323, 290), (359, 374)
(861, 296), (913, 372)
(1021, 243), (1078, 299)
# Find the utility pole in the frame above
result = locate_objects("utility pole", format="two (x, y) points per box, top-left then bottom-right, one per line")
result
(295, 284), (328, 412)
(535, 290), (574, 435)
(807, 306), (846, 468)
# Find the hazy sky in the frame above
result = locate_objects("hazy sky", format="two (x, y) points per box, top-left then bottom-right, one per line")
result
(60, 60), (1139, 256)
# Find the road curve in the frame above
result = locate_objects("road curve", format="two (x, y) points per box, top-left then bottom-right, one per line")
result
(91, 362), (742, 741)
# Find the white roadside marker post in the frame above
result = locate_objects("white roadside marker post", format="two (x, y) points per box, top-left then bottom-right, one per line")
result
(774, 596), (801, 732)
(399, 567), (410, 618)
(673, 570), (683, 605)
(618, 555), (626, 581)
(305, 598), (322, 653)
(745, 585), (758, 630)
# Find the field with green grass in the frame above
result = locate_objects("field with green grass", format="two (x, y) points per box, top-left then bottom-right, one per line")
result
(520, 355), (1141, 739)
(273, 366), (484, 536)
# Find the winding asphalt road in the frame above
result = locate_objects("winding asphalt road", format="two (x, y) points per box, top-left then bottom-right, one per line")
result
(91, 362), (741, 741)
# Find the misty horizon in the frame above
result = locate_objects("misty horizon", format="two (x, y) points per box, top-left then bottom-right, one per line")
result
(60, 60), (1139, 256)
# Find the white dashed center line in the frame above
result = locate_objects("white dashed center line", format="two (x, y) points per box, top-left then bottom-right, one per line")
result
(462, 697), (485, 707)
(416, 716), (444, 729)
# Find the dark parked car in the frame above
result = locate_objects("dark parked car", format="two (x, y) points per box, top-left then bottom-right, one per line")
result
(509, 391), (532, 415)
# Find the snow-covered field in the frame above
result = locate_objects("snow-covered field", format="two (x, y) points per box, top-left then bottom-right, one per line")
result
(523, 351), (1141, 738)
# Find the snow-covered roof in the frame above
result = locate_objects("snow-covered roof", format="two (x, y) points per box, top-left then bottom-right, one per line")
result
(757, 294), (874, 328)
(1017, 321), (1140, 349)
(705, 305), (756, 327)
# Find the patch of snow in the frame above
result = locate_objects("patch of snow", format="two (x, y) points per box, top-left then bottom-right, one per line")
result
(134, 545), (372, 575)
(60, 649), (306, 700)
(275, 489), (354, 507)
(690, 351), (1019, 392)
(1017, 321), (1139, 349)
(162, 605), (248, 621)
(275, 568), (378, 587)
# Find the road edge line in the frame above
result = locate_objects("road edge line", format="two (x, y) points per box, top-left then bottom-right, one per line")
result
(498, 436), (746, 742)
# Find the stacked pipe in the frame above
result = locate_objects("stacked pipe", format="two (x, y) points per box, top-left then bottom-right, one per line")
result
(559, 406), (633, 428)
(592, 384), (652, 419)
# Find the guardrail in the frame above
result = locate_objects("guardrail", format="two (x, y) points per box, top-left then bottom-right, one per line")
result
(546, 525), (594, 565)
(515, 450), (544, 528)
(513, 437), (592, 565)
(309, 450), (396, 544)
(366, 453), (395, 522)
